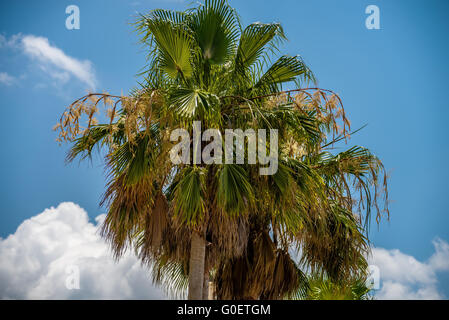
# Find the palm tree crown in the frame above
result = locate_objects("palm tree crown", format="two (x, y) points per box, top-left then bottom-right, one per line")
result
(55, 0), (389, 300)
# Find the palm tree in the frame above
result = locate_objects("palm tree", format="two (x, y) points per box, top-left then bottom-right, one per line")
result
(55, 0), (388, 300)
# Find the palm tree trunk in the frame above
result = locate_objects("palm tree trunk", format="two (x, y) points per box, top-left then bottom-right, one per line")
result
(188, 231), (206, 300)
(202, 270), (209, 300)
(208, 281), (216, 300)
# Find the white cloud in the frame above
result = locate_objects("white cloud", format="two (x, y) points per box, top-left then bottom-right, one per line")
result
(0, 72), (16, 86)
(1, 201), (447, 300)
(369, 239), (449, 300)
(0, 202), (165, 299)
(20, 35), (97, 89)
(377, 281), (442, 300)
(429, 238), (449, 272)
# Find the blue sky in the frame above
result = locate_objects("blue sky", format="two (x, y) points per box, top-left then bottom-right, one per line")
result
(0, 0), (448, 299)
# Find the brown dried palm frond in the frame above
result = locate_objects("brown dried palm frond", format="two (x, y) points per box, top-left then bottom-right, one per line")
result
(214, 229), (308, 300)
(139, 192), (170, 257)
(207, 207), (249, 260)
(99, 173), (155, 259)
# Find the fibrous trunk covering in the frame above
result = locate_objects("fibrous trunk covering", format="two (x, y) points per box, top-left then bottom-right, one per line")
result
(188, 232), (206, 299)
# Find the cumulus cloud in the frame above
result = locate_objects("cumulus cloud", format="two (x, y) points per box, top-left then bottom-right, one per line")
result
(429, 239), (449, 272)
(0, 72), (16, 86)
(1, 201), (448, 300)
(0, 202), (164, 299)
(21, 35), (96, 89)
(369, 239), (449, 299)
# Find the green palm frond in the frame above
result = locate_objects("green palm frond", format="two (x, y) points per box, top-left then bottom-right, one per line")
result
(305, 274), (372, 300)
(259, 105), (321, 145)
(271, 162), (292, 195)
(188, 0), (240, 65)
(150, 9), (187, 25)
(66, 124), (113, 162)
(152, 259), (189, 299)
(108, 135), (155, 184)
(314, 145), (389, 226)
(173, 166), (206, 225)
(141, 15), (194, 80)
(217, 164), (254, 214)
(235, 22), (285, 72)
(169, 87), (219, 118)
(254, 55), (315, 93)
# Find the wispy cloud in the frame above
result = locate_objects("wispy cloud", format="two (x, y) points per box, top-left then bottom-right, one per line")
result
(1, 33), (97, 90)
(20, 35), (97, 90)
(0, 72), (16, 86)
(0, 33), (22, 48)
